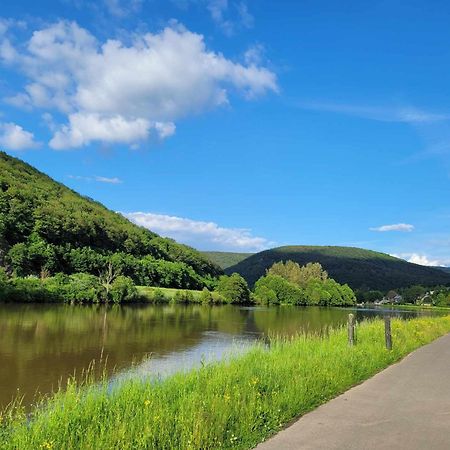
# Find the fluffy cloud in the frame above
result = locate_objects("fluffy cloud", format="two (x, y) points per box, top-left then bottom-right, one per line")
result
(1, 20), (277, 149)
(123, 212), (273, 251)
(392, 253), (445, 267)
(49, 113), (171, 149)
(0, 122), (40, 150)
(370, 223), (414, 232)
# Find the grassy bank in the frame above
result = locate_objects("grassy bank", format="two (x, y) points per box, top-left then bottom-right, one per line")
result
(136, 286), (227, 303)
(137, 286), (204, 301)
(2, 316), (450, 449)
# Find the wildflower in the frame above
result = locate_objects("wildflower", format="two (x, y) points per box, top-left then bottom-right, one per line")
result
(40, 442), (53, 449)
(144, 400), (151, 406)
(223, 393), (231, 401)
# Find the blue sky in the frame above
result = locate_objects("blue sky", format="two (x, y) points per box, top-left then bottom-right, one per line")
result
(1, 0), (450, 265)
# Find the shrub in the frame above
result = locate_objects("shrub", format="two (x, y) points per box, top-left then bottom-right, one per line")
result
(215, 273), (251, 304)
(172, 290), (195, 304)
(109, 276), (137, 304)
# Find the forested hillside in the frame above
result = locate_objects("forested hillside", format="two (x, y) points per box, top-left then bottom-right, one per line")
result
(202, 251), (253, 269)
(0, 152), (222, 289)
(226, 246), (450, 291)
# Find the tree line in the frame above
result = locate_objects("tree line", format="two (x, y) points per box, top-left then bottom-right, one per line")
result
(0, 261), (357, 306)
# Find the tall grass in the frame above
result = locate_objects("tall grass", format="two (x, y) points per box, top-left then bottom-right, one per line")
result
(2, 316), (450, 449)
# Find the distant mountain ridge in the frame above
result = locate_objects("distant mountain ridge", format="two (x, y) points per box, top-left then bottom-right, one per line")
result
(201, 251), (253, 269)
(0, 152), (221, 287)
(223, 246), (450, 291)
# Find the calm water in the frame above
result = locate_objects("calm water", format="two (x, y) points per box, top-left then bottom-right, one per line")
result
(0, 303), (443, 409)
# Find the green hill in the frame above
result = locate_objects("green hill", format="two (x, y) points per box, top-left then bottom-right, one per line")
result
(0, 152), (222, 288)
(202, 251), (253, 269)
(225, 246), (450, 291)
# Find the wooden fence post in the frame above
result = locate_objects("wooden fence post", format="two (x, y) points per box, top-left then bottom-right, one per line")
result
(348, 313), (355, 346)
(384, 316), (392, 350)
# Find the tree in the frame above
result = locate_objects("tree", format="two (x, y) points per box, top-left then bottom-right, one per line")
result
(109, 276), (137, 303)
(402, 285), (426, 304)
(215, 273), (250, 304)
(254, 274), (305, 305)
(99, 262), (121, 301)
(267, 261), (328, 288)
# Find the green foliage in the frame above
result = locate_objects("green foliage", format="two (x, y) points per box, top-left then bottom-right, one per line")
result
(200, 287), (214, 304)
(225, 245), (450, 290)
(427, 287), (450, 307)
(268, 261), (328, 287)
(149, 288), (169, 304)
(202, 251), (253, 269)
(215, 273), (251, 304)
(136, 286), (228, 305)
(0, 272), (137, 304)
(0, 152), (222, 290)
(356, 290), (384, 302)
(2, 316), (450, 449)
(254, 262), (356, 306)
(172, 290), (195, 304)
(401, 285), (427, 304)
(254, 274), (304, 305)
(109, 276), (137, 304)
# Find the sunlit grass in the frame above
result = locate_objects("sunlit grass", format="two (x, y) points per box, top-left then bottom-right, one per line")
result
(1, 316), (450, 449)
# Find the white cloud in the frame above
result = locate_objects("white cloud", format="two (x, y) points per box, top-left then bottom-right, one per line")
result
(370, 223), (415, 232)
(68, 174), (123, 184)
(95, 176), (122, 184)
(123, 212), (273, 251)
(392, 253), (446, 267)
(49, 113), (170, 149)
(1, 20), (277, 149)
(173, 1), (254, 35)
(301, 102), (449, 124)
(236, 2), (254, 28)
(103, 0), (143, 17)
(0, 122), (40, 150)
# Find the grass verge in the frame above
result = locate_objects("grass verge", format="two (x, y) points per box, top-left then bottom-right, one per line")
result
(136, 286), (204, 301)
(1, 316), (450, 449)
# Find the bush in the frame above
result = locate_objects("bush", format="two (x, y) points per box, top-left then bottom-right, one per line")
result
(215, 273), (251, 304)
(200, 287), (214, 304)
(109, 276), (137, 304)
(150, 288), (169, 304)
(172, 289), (195, 304)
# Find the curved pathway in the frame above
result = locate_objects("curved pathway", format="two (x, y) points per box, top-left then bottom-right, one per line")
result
(256, 333), (450, 450)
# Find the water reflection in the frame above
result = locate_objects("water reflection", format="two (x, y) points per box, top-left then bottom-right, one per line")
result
(0, 303), (443, 408)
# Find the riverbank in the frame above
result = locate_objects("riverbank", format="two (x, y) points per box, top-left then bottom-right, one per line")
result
(2, 315), (450, 449)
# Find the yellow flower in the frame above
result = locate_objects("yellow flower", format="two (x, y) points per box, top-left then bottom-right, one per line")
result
(144, 400), (151, 406)
(223, 393), (231, 401)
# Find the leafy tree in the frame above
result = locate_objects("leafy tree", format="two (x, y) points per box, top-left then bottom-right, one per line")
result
(109, 276), (137, 303)
(215, 273), (251, 304)
(402, 285), (426, 304)
(361, 290), (384, 302)
(200, 287), (214, 304)
(268, 261), (328, 288)
(254, 274), (304, 305)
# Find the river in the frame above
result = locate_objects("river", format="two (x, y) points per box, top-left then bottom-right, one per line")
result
(0, 303), (443, 409)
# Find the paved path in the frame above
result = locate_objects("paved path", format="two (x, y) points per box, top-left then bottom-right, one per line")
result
(256, 333), (450, 450)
